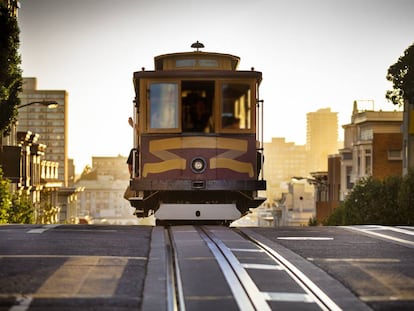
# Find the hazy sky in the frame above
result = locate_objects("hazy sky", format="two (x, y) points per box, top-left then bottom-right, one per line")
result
(18, 0), (414, 173)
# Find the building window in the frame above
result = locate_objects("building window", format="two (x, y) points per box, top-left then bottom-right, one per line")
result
(360, 129), (373, 140)
(346, 166), (353, 189)
(357, 154), (361, 175)
(365, 149), (372, 175)
(388, 149), (402, 161)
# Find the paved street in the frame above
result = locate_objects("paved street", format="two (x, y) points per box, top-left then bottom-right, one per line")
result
(0, 224), (413, 310)
(0, 225), (152, 310)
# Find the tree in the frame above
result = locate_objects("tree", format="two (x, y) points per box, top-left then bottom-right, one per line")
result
(342, 177), (384, 224)
(0, 166), (35, 224)
(0, 6), (22, 136)
(0, 166), (12, 223)
(398, 170), (414, 225)
(9, 192), (34, 224)
(324, 174), (414, 226)
(386, 42), (414, 106)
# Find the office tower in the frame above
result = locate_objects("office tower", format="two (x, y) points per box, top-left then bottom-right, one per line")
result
(306, 108), (338, 172)
(17, 78), (69, 186)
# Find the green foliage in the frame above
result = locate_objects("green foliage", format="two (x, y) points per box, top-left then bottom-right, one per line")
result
(380, 175), (404, 225)
(0, 167), (34, 224)
(325, 173), (414, 226)
(343, 177), (383, 224)
(9, 192), (34, 224)
(386, 42), (414, 106)
(0, 6), (22, 135)
(0, 166), (12, 223)
(308, 216), (318, 226)
(398, 170), (414, 225)
(323, 204), (345, 226)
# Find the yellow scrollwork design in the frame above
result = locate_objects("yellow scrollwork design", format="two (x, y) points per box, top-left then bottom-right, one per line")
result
(142, 137), (253, 177)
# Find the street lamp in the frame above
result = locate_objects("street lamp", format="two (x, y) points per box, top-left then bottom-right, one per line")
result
(17, 100), (58, 109)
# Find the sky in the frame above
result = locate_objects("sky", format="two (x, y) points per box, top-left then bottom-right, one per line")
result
(17, 0), (414, 173)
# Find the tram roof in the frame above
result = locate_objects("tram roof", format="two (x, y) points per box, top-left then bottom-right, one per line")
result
(133, 69), (262, 82)
(154, 51), (241, 71)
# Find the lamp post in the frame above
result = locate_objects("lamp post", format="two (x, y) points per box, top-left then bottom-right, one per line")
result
(17, 100), (58, 110)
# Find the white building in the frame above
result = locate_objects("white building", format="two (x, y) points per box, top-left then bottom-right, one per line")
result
(75, 155), (140, 225)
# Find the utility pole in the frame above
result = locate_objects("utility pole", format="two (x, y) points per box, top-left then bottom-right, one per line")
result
(403, 99), (414, 175)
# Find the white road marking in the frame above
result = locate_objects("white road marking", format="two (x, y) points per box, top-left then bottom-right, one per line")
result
(27, 224), (61, 234)
(262, 292), (314, 303)
(345, 226), (414, 247)
(242, 263), (284, 270)
(230, 248), (264, 252)
(307, 258), (400, 263)
(277, 237), (334, 240)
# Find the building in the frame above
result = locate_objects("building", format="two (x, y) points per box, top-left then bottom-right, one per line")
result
(280, 181), (314, 226)
(91, 155), (130, 180)
(0, 76), (81, 224)
(263, 137), (307, 204)
(254, 138), (309, 226)
(75, 155), (139, 225)
(339, 101), (403, 200)
(75, 175), (137, 224)
(0, 126), (65, 223)
(17, 78), (70, 186)
(311, 154), (341, 224)
(306, 108), (339, 172)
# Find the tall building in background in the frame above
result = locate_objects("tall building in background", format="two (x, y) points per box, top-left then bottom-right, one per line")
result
(17, 78), (70, 186)
(263, 137), (307, 204)
(306, 108), (339, 172)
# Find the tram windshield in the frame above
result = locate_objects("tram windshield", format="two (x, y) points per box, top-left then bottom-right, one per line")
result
(146, 80), (253, 133)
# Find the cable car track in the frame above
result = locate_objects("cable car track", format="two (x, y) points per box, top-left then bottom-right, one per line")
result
(159, 226), (344, 311)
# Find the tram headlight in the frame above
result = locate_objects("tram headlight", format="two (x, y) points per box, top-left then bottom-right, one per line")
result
(191, 157), (206, 173)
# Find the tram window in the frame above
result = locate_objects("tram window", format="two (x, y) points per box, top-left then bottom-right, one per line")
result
(182, 81), (214, 133)
(198, 59), (218, 67)
(175, 59), (218, 68)
(221, 83), (251, 130)
(176, 59), (196, 67)
(149, 83), (178, 129)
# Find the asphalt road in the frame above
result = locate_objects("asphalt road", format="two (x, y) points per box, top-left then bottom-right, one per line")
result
(0, 224), (152, 310)
(246, 225), (414, 310)
(0, 224), (413, 310)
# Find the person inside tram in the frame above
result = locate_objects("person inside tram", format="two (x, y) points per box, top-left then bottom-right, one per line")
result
(187, 97), (212, 132)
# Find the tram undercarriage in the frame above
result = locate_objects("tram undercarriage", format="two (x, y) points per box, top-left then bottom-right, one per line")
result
(129, 186), (265, 224)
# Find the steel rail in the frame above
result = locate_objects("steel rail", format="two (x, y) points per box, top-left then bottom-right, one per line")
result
(165, 228), (186, 311)
(240, 231), (342, 311)
(199, 227), (271, 311)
